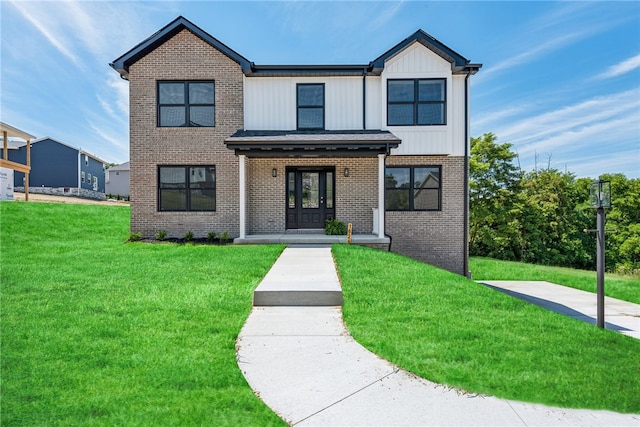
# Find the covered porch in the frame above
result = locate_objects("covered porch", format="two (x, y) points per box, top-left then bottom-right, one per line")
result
(225, 130), (401, 242)
(0, 122), (35, 201)
(234, 231), (390, 246)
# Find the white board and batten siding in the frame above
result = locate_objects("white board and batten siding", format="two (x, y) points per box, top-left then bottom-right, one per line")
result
(382, 42), (467, 157)
(244, 76), (365, 131)
(243, 42), (468, 156)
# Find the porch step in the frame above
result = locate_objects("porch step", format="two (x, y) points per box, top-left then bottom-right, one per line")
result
(253, 247), (343, 307)
(235, 233), (390, 246)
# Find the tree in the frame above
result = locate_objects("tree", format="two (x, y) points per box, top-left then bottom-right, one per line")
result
(516, 169), (591, 268)
(469, 133), (523, 259)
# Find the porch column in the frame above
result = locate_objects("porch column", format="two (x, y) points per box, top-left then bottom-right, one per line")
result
(377, 153), (385, 238)
(239, 154), (246, 239)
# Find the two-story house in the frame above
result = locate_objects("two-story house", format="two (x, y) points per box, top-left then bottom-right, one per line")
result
(111, 16), (480, 275)
(6, 137), (107, 199)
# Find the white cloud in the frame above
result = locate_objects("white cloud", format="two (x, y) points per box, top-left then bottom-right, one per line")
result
(9, 0), (83, 68)
(595, 54), (640, 80)
(496, 89), (640, 149)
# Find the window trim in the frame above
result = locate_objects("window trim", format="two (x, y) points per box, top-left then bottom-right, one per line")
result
(157, 165), (217, 212)
(385, 165), (442, 211)
(157, 81), (216, 128)
(296, 83), (325, 130)
(387, 78), (446, 126)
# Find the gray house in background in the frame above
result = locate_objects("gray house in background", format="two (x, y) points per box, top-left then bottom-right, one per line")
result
(7, 137), (107, 199)
(106, 161), (130, 198)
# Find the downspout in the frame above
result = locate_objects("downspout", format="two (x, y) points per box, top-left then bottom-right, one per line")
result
(362, 68), (367, 130)
(78, 151), (82, 196)
(463, 73), (470, 278)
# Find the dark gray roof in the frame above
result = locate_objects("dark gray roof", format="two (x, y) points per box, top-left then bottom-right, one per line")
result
(110, 18), (480, 79)
(225, 130), (400, 157)
(370, 29), (481, 75)
(110, 16), (252, 78)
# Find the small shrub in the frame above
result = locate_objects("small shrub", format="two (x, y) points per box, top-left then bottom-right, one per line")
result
(116, 194), (121, 200)
(206, 231), (217, 242)
(155, 230), (167, 241)
(128, 231), (142, 242)
(325, 219), (346, 235)
(220, 231), (231, 244)
(184, 231), (194, 242)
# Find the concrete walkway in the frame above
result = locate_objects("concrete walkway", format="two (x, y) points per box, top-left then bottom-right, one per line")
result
(480, 281), (640, 339)
(236, 247), (639, 426)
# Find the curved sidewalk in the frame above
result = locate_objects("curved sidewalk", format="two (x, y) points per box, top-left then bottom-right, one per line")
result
(236, 247), (639, 426)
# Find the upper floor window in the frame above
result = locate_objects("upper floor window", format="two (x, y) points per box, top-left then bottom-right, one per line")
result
(387, 79), (446, 126)
(158, 166), (216, 211)
(158, 81), (215, 127)
(297, 84), (324, 130)
(385, 166), (441, 211)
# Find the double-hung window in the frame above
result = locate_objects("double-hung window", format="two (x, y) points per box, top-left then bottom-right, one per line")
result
(297, 84), (324, 130)
(158, 166), (216, 211)
(158, 81), (215, 127)
(387, 79), (446, 126)
(385, 166), (441, 211)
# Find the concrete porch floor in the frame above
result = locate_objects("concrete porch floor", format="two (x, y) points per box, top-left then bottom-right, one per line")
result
(234, 233), (390, 246)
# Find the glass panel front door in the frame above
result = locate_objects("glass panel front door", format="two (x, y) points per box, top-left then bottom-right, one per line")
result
(286, 167), (335, 229)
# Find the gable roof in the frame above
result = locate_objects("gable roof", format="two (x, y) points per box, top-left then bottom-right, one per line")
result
(110, 16), (252, 79)
(19, 137), (109, 164)
(370, 29), (481, 75)
(111, 18), (480, 79)
(108, 161), (130, 171)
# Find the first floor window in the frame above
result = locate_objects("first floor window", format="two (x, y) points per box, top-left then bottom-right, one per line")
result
(385, 166), (441, 211)
(81, 171), (85, 183)
(158, 81), (215, 127)
(158, 166), (216, 211)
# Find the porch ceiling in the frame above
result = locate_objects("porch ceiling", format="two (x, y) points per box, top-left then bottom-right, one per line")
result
(224, 130), (400, 157)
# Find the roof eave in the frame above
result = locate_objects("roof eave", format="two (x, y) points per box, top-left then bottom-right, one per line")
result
(110, 16), (252, 79)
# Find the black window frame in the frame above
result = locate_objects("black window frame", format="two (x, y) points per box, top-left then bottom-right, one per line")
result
(157, 81), (215, 128)
(296, 83), (325, 130)
(385, 165), (442, 211)
(158, 165), (216, 212)
(387, 78), (446, 126)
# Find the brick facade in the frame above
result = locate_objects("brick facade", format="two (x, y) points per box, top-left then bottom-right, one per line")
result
(246, 157), (378, 234)
(385, 155), (466, 275)
(128, 29), (243, 238)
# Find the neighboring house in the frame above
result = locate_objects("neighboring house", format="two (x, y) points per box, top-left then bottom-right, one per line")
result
(8, 137), (107, 199)
(106, 161), (130, 198)
(110, 16), (480, 275)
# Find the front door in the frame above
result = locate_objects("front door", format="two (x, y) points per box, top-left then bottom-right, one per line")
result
(286, 167), (335, 229)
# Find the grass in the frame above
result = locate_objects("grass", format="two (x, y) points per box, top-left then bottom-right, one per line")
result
(333, 245), (640, 414)
(1, 202), (286, 426)
(470, 257), (640, 304)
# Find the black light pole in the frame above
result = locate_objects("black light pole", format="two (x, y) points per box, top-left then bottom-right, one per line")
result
(590, 179), (611, 329)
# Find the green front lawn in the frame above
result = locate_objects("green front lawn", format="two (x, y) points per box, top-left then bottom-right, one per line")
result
(4, 201), (639, 422)
(1, 202), (285, 426)
(333, 245), (640, 414)
(470, 257), (640, 304)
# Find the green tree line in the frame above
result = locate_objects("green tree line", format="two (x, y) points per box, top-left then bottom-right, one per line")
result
(470, 133), (640, 275)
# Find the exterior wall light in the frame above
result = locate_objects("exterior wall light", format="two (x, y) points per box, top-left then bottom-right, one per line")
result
(272, 168), (277, 177)
(343, 168), (349, 177)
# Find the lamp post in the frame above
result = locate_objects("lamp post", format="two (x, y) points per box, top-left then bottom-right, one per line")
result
(589, 179), (611, 328)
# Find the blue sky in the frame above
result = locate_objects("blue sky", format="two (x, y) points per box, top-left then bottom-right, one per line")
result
(1, 1), (639, 178)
